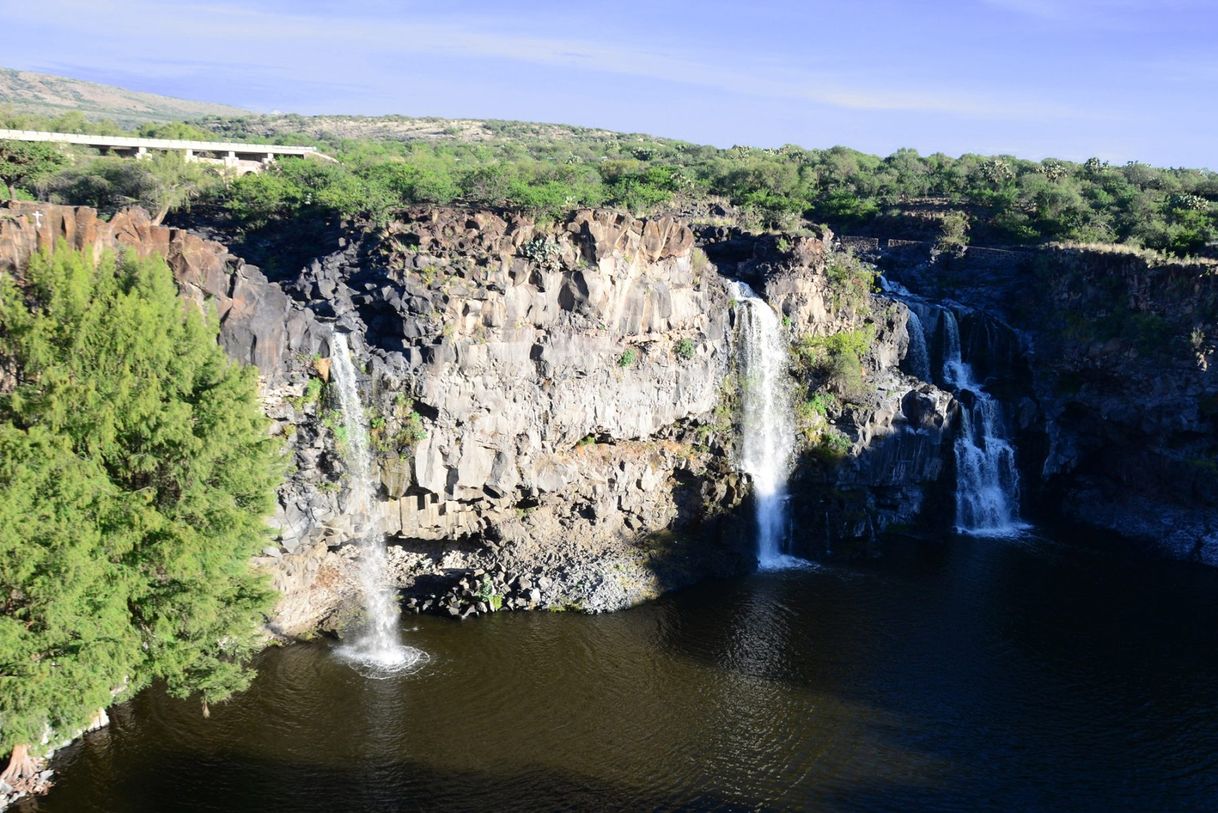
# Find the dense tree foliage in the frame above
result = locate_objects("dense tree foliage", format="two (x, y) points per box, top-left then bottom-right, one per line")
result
(0, 247), (279, 768)
(206, 126), (1218, 256)
(42, 152), (213, 224)
(0, 141), (66, 200)
(4, 107), (1216, 256)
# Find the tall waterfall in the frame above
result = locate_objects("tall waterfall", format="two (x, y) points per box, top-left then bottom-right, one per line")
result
(330, 334), (426, 677)
(730, 282), (803, 569)
(938, 311), (1026, 536)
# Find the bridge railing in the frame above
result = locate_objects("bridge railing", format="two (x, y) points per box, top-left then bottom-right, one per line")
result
(0, 129), (332, 160)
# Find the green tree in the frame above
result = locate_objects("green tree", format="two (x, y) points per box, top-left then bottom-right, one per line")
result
(0, 246), (280, 783)
(44, 158), (157, 215)
(221, 166), (302, 228)
(934, 210), (971, 258)
(44, 154), (216, 223)
(0, 425), (140, 787)
(0, 140), (66, 199)
(142, 152), (216, 224)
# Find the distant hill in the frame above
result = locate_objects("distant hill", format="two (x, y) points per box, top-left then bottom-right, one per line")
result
(0, 68), (248, 126)
(199, 113), (628, 145)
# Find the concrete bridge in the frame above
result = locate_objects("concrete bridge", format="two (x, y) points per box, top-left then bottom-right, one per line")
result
(0, 129), (335, 174)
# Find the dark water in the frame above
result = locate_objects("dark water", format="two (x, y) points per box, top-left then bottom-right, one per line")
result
(21, 529), (1218, 812)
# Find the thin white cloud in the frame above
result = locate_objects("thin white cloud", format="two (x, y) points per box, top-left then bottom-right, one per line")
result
(0, 0), (1086, 120)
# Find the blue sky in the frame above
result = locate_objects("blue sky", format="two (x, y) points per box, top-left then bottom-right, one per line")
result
(1, 0), (1215, 167)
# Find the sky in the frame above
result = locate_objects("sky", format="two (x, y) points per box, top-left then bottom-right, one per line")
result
(0, 0), (1215, 167)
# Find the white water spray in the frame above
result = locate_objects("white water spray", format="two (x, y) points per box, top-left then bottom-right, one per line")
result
(730, 282), (804, 570)
(330, 333), (427, 677)
(939, 311), (1026, 537)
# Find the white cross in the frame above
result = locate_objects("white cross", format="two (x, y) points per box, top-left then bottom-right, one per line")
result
(32, 211), (43, 229)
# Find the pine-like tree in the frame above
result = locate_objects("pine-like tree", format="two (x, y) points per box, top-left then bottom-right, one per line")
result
(0, 245), (280, 785)
(0, 426), (140, 784)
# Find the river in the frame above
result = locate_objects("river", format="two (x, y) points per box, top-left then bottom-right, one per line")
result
(19, 527), (1218, 811)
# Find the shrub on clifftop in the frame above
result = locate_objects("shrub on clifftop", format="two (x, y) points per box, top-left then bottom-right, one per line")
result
(0, 246), (280, 786)
(0, 140), (66, 200)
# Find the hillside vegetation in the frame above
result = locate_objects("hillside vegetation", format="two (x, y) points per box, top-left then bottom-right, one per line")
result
(2, 105), (1216, 258)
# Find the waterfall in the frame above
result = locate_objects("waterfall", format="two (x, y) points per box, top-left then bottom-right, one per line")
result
(330, 333), (427, 677)
(903, 308), (933, 382)
(730, 281), (804, 570)
(881, 278), (933, 383)
(939, 311), (1026, 537)
(880, 273), (1028, 537)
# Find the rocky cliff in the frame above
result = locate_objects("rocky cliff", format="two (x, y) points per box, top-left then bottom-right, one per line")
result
(262, 207), (761, 631)
(866, 237), (1218, 562)
(701, 228), (956, 554)
(1, 201), (969, 641)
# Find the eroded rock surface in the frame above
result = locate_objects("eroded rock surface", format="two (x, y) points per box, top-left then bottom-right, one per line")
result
(2, 201), (969, 637)
(703, 227), (958, 552)
(869, 237), (1218, 562)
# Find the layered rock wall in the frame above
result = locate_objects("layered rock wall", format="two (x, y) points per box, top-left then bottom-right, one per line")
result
(266, 207), (751, 626)
(871, 238), (1218, 561)
(2, 201), (975, 636)
(701, 227), (957, 552)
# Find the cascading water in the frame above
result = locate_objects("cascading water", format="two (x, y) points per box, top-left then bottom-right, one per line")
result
(938, 311), (1026, 537)
(903, 308), (933, 382)
(882, 277), (933, 385)
(730, 281), (804, 569)
(330, 333), (427, 677)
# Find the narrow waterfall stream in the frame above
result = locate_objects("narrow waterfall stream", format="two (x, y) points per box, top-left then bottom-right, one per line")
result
(730, 281), (804, 569)
(937, 311), (1027, 536)
(329, 333), (427, 677)
(903, 308), (933, 382)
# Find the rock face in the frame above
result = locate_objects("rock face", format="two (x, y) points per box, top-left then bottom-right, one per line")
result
(1, 201), (973, 638)
(1030, 249), (1218, 562)
(252, 206), (754, 629)
(702, 228), (957, 553)
(868, 238), (1218, 562)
